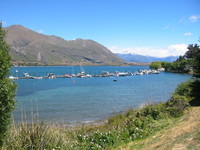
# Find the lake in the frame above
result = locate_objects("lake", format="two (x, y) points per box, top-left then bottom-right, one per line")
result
(11, 66), (191, 123)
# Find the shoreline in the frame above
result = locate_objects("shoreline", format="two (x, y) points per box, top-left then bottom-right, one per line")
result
(13, 110), (123, 128)
(12, 104), (142, 128)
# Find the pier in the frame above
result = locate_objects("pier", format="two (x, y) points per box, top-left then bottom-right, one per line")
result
(8, 69), (162, 80)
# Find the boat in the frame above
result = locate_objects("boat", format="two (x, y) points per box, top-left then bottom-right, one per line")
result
(23, 73), (30, 77)
(152, 70), (160, 74)
(65, 74), (71, 78)
(34, 77), (43, 79)
(22, 73), (34, 79)
(8, 76), (18, 80)
(86, 74), (92, 78)
(101, 71), (112, 77)
(47, 73), (55, 79)
(113, 71), (129, 77)
(76, 71), (86, 78)
(76, 64), (91, 78)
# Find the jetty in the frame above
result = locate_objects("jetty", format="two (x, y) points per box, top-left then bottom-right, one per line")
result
(8, 69), (162, 80)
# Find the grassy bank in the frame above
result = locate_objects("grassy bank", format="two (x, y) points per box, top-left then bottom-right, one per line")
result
(117, 107), (200, 150)
(2, 79), (199, 150)
(2, 97), (190, 149)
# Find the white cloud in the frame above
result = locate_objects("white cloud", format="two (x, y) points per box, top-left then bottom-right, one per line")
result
(184, 32), (192, 36)
(109, 46), (119, 53)
(109, 44), (188, 57)
(189, 15), (200, 23)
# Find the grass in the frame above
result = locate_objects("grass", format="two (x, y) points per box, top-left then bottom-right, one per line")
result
(2, 78), (199, 149)
(117, 107), (200, 150)
(1, 96), (191, 150)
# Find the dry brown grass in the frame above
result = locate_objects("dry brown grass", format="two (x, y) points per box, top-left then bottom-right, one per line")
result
(117, 107), (200, 150)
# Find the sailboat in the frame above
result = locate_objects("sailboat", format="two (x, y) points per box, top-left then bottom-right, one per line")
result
(76, 65), (86, 78)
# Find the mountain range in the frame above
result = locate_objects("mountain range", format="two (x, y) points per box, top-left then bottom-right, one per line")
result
(4, 25), (125, 66)
(4, 25), (179, 66)
(116, 53), (178, 63)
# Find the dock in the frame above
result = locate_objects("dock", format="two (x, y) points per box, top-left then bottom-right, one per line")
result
(8, 69), (162, 80)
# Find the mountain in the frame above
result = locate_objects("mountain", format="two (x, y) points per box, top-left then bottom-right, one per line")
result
(4, 25), (125, 66)
(116, 53), (178, 63)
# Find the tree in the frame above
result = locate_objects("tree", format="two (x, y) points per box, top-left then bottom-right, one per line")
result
(159, 41), (200, 105)
(184, 42), (200, 105)
(161, 62), (173, 71)
(149, 61), (162, 69)
(184, 44), (200, 77)
(0, 22), (16, 147)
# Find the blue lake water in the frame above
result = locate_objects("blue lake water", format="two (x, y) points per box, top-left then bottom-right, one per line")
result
(11, 66), (191, 123)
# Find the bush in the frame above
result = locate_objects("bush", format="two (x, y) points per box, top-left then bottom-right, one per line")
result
(138, 103), (166, 120)
(0, 23), (16, 147)
(166, 95), (190, 117)
(174, 79), (193, 98)
(173, 79), (200, 106)
(189, 79), (200, 106)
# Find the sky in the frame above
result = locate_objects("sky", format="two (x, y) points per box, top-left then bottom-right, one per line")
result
(1, 0), (200, 57)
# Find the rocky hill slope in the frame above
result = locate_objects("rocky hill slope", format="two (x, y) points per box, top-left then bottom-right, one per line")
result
(5, 25), (125, 66)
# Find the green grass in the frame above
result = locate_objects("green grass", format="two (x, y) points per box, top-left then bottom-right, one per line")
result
(2, 79), (197, 149)
(1, 96), (190, 150)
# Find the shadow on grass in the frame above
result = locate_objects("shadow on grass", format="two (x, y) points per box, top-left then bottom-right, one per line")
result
(189, 79), (200, 106)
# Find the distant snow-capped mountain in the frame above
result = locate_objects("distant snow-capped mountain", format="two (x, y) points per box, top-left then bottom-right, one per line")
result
(116, 53), (178, 63)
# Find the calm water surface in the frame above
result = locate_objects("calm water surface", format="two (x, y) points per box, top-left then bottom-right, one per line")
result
(11, 66), (191, 123)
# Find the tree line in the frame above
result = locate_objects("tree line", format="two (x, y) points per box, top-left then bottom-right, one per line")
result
(150, 41), (200, 106)
(150, 43), (200, 78)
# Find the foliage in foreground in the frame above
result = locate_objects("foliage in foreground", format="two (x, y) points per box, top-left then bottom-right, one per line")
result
(2, 88), (191, 150)
(0, 22), (16, 147)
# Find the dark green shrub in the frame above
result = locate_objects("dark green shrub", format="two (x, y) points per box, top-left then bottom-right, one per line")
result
(174, 79), (193, 98)
(108, 113), (126, 127)
(0, 24), (16, 147)
(189, 79), (200, 106)
(173, 79), (200, 106)
(139, 103), (166, 120)
(166, 95), (190, 117)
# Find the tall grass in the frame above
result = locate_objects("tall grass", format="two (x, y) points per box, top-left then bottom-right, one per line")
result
(2, 99), (189, 149)
(2, 80), (193, 149)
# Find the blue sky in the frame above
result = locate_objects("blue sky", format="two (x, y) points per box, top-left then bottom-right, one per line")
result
(1, 0), (200, 57)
